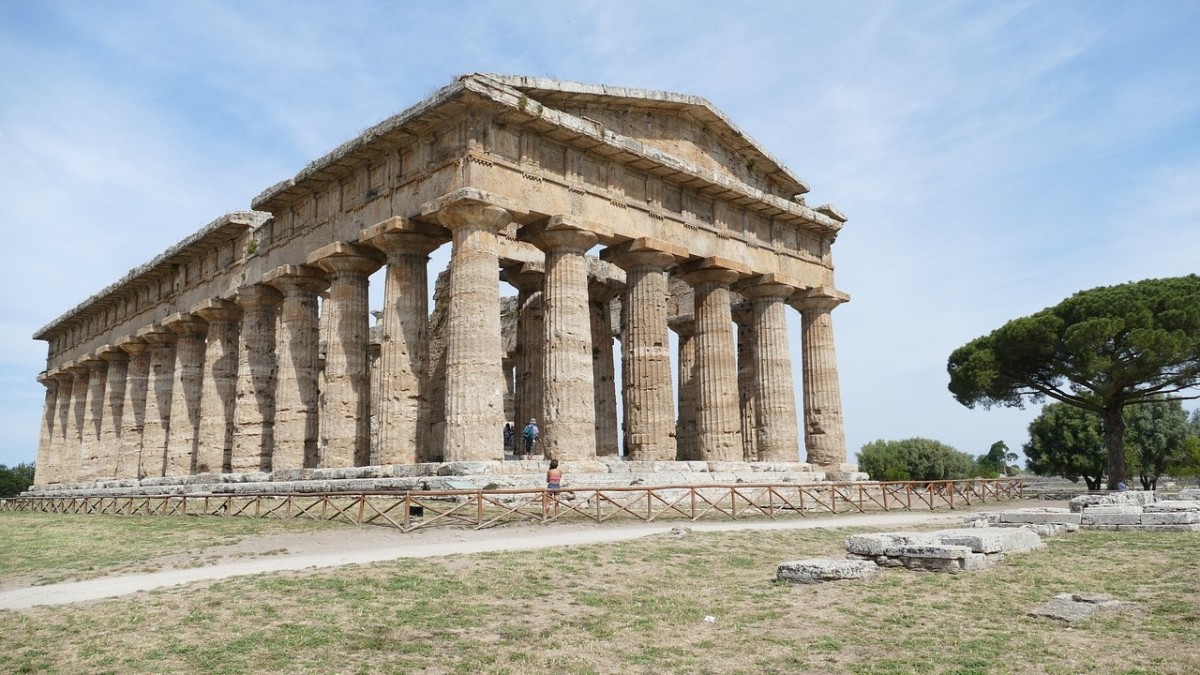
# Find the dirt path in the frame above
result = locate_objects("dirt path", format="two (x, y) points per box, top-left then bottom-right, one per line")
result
(0, 502), (1050, 612)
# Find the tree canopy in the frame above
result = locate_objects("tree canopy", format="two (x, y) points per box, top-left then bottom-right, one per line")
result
(1023, 402), (1107, 490)
(857, 438), (979, 482)
(1124, 399), (1189, 490)
(948, 275), (1200, 488)
(0, 463), (35, 498)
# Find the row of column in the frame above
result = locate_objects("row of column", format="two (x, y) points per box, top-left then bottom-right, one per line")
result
(34, 190), (848, 484)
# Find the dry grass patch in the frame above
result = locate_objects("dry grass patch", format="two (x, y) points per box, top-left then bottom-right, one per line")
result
(0, 512), (339, 586)
(1, 523), (1197, 674)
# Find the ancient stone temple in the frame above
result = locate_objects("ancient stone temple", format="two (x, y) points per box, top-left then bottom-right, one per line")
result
(30, 74), (852, 489)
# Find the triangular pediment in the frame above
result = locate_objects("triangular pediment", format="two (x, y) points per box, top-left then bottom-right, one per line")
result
(476, 75), (809, 201)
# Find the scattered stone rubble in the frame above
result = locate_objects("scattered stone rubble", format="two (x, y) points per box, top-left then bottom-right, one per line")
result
(777, 559), (880, 584)
(967, 492), (1200, 532)
(843, 527), (1044, 573)
(1027, 593), (1141, 624)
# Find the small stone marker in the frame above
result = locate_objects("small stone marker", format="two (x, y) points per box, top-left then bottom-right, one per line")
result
(776, 558), (880, 584)
(1028, 593), (1140, 623)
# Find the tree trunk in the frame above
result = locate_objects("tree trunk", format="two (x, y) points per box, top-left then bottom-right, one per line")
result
(1100, 406), (1127, 490)
(1084, 475), (1101, 491)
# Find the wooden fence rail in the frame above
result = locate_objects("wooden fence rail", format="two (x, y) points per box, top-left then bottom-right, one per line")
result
(0, 478), (1023, 532)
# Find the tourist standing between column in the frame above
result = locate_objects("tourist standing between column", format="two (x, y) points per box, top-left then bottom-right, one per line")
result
(523, 418), (539, 456)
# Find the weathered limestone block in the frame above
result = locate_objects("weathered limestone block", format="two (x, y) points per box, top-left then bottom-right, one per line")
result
(533, 218), (598, 462)
(1143, 501), (1200, 513)
(1082, 513), (1144, 526)
(1069, 491), (1155, 512)
(930, 527), (1044, 554)
(1140, 511), (1200, 525)
(998, 507), (1081, 525)
(777, 558), (880, 584)
(1028, 593), (1141, 624)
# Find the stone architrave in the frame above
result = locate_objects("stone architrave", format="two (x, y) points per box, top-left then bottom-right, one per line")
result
(678, 259), (746, 462)
(733, 303), (759, 462)
(503, 263), (544, 451)
(360, 217), (449, 465)
(192, 299), (242, 474)
(740, 278), (802, 462)
(529, 217), (598, 462)
(115, 337), (150, 480)
(163, 313), (208, 477)
(34, 374), (58, 486)
(588, 279), (621, 457)
(232, 284), (283, 473)
(263, 265), (327, 471)
(77, 356), (108, 482)
(426, 190), (513, 462)
(603, 239), (684, 461)
(309, 242), (385, 468)
(96, 346), (130, 479)
(791, 287), (850, 466)
(137, 325), (178, 478)
(669, 318), (698, 461)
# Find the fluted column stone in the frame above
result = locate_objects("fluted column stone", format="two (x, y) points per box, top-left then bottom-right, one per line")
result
(429, 192), (512, 461)
(741, 280), (801, 462)
(192, 299), (242, 474)
(604, 240), (683, 461)
(678, 261), (744, 461)
(232, 285), (282, 473)
(50, 370), (76, 484)
(360, 218), (448, 465)
(309, 242), (385, 468)
(668, 318), (698, 461)
(264, 265), (327, 471)
(733, 303), (759, 462)
(77, 356), (108, 482)
(116, 337), (150, 480)
(34, 374), (58, 486)
(137, 325), (178, 478)
(531, 219), (598, 462)
(164, 313), (208, 477)
(97, 346), (130, 479)
(504, 264), (544, 455)
(589, 281), (621, 457)
(792, 288), (850, 467)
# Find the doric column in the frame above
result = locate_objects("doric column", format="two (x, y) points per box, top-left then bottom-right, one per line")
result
(741, 279), (802, 462)
(309, 242), (385, 467)
(668, 318), (698, 461)
(503, 263), (544, 454)
(77, 356), (108, 482)
(733, 302), (759, 462)
(604, 239), (683, 461)
(116, 337), (150, 480)
(589, 279), (621, 457)
(50, 370), (76, 484)
(263, 265), (326, 472)
(427, 191), (512, 461)
(136, 325), (178, 478)
(192, 299), (242, 474)
(97, 346), (130, 479)
(677, 259), (746, 462)
(232, 284), (282, 473)
(527, 217), (598, 461)
(360, 218), (448, 465)
(791, 287), (851, 467)
(34, 374), (58, 486)
(163, 313), (208, 477)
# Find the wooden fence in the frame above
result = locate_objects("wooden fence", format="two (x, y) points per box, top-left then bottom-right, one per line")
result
(0, 478), (1023, 532)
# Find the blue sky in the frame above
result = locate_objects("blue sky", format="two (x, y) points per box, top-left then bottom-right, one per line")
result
(1, 1), (1198, 469)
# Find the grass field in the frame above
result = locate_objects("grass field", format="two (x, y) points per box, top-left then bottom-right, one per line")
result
(1, 511), (1197, 674)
